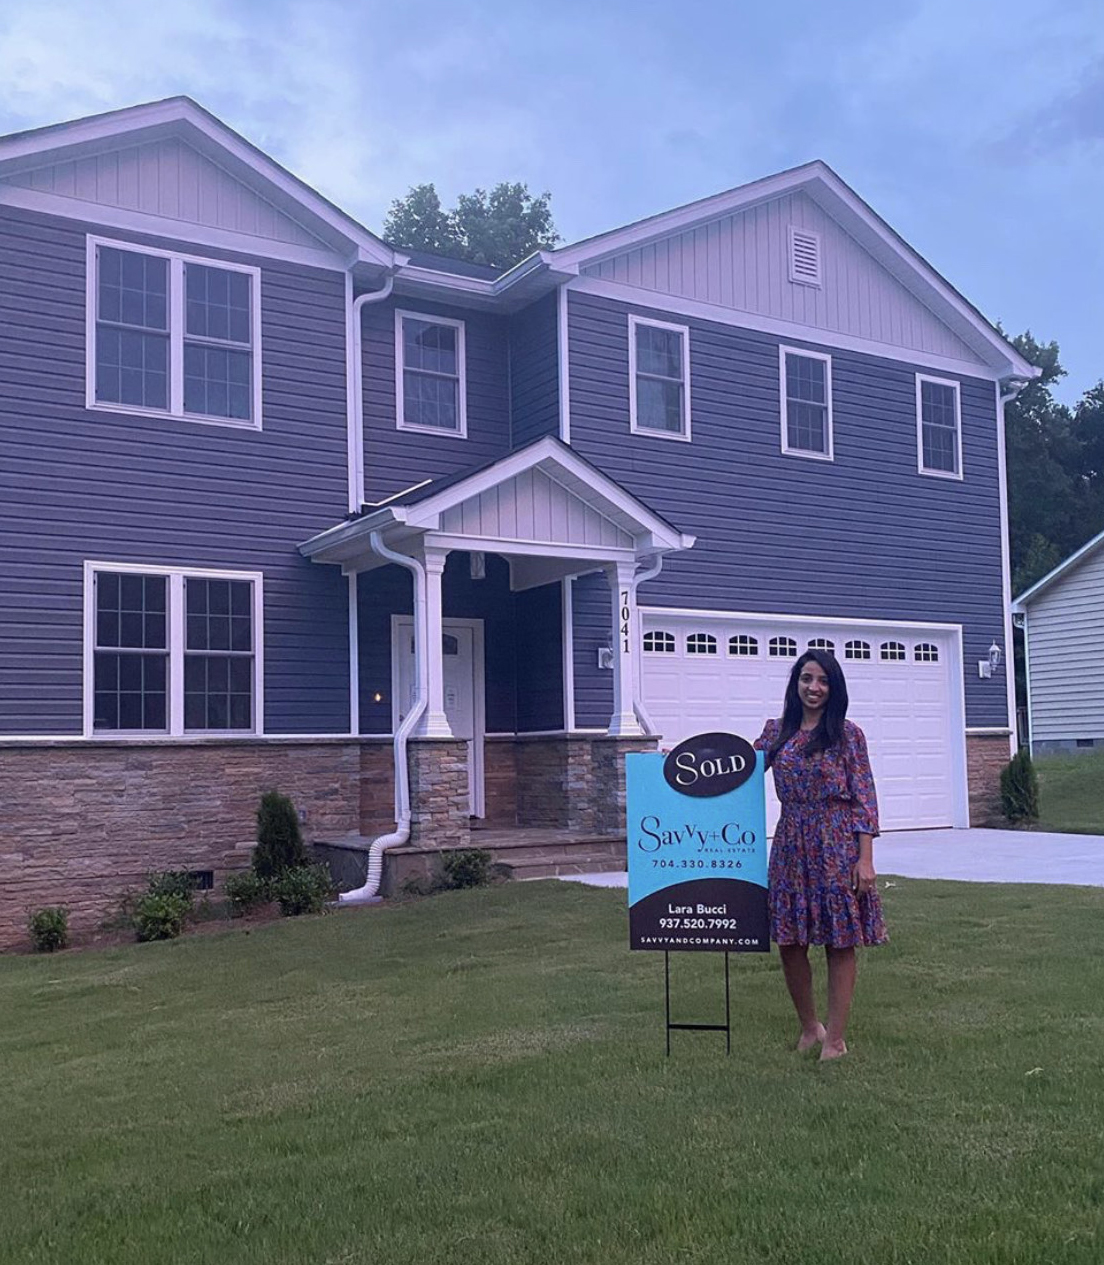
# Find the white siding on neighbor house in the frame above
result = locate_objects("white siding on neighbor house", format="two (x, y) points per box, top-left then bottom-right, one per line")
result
(7, 138), (327, 248)
(438, 467), (635, 548)
(581, 190), (985, 366)
(1026, 546), (1104, 742)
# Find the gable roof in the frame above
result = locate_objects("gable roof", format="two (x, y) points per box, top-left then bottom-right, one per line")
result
(0, 96), (400, 270)
(1013, 528), (1104, 609)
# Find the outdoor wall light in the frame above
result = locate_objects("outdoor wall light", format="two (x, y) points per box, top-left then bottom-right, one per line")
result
(598, 646), (615, 670)
(373, 691), (384, 704)
(978, 641), (1003, 679)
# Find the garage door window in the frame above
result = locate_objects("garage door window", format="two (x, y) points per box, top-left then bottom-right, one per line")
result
(729, 635), (758, 656)
(808, 637), (835, 654)
(643, 631), (676, 653)
(686, 633), (717, 655)
(914, 643), (939, 662)
(881, 641), (906, 661)
(845, 640), (872, 661)
(769, 636), (797, 657)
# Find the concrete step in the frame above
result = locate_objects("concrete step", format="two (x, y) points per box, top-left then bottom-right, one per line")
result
(503, 852), (628, 881)
(482, 840), (626, 865)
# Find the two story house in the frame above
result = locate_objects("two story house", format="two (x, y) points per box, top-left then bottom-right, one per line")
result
(0, 98), (1035, 944)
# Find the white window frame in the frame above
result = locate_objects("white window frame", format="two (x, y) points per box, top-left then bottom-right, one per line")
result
(395, 309), (468, 439)
(779, 345), (834, 461)
(916, 373), (963, 480)
(82, 561), (265, 738)
(85, 235), (262, 431)
(628, 314), (692, 442)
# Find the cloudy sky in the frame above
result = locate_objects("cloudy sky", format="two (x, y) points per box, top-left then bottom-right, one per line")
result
(1, 0), (1101, 400)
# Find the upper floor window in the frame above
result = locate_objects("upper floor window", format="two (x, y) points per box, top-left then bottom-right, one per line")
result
(628, 315), (691, 440)
(87, 238), (260, 429)
(916, 375), (962, 479)
(86, 563), (263, 737)
(780, 348), (833, 460)
(396, 311), (467, 437)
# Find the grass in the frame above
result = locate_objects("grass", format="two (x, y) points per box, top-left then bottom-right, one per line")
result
(1035, 748), (1104, 833)
(2, 879), (1104, 1265)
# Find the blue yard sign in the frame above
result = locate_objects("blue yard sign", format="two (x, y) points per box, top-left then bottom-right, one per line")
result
(627, 733), (769, 953)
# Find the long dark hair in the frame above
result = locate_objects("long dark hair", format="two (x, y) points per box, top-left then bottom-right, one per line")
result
(766, 648), (849, 766)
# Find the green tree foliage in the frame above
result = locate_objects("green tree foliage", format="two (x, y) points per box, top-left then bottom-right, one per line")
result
(1004, 332), (1104, 595)
(383, 181), (560, 269)
(1000, 748), (1040, 823)
(253, 790), (308, 881)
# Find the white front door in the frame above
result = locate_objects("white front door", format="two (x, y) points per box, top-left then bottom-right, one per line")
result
(393, 618), (484, 817)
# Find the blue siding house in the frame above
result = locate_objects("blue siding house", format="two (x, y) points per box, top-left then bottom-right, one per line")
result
(0, 98), (1036, 944)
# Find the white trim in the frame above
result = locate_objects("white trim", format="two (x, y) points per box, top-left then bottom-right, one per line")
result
(391, 613), (486, 817)
(788, 225), (821, 287)
(995, 381), (1017, 753)
(779, 344), (834, 461)
(82, 560), (264, 739)
(395, 308), (468, 439)
(568, 275), (1000, 381)
(1022, 610), (1035, 758)
(348, 571), (360, 736)
(965, 727), (1014, 735)
(916, 373), (964, 480)
(640, 605), (961, 633)
(557, 286), (571, 443)
(345, 271), (360, 514)
(86, 234), (263, 430)
(1012, 525), (1104, 608)
(627, 313), (692, 441)
(562, 577), (576, 731)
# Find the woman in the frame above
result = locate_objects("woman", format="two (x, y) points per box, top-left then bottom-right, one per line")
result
(754, 649), (887, 1061)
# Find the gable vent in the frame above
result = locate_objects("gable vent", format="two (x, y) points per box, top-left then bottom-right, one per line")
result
(788, 226), (821, 287)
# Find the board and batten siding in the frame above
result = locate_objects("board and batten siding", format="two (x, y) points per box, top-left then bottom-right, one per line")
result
(566, 290), (1009, 729)
(0, 204), (352, 736)
(360, 298), (511, 503)
(581, 190), (986, 366)
(1025, 547), (1104, 744)
(508, 291), (560, 448)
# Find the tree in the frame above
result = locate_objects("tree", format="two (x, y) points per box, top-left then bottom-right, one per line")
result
(383, 181), (560, 269)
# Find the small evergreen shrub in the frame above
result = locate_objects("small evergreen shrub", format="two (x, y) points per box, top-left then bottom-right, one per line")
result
(252, 790), (309, 880)
(224, 872), (271, 917)
(271, 864), (334, 917)
(146, 870), (198, 904)
(1001, 748), (1040, 823)
(439, 848), (493, 890)
(133, 893), (191, 942)
(29, 906), (69, 953)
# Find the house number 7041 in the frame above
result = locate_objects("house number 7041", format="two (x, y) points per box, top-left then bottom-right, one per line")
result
(620, 590), (631, 653)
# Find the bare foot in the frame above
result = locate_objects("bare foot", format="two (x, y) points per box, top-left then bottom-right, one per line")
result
(819, 1039), (848, 1062)
(796, 1023), (826, 1052)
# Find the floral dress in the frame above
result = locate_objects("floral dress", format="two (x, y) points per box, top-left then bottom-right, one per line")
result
(753, 718), (888, 948)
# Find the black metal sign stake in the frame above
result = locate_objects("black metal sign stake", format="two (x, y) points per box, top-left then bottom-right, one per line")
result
(664, 950), (732, 1056)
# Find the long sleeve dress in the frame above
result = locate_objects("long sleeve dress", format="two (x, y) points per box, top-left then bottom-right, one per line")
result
(754, 718), (888, 948)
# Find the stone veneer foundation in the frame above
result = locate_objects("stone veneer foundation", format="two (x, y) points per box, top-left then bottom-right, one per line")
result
(965, 731), (1014, 826)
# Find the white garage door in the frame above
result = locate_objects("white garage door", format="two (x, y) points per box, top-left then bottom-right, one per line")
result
(639, 612), (962, 832)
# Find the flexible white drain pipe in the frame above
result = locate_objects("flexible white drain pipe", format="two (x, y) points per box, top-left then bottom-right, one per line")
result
(339, 531), (428, 904)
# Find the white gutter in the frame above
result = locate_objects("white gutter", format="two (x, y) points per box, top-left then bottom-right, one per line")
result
(346, 275), (396, 514)
(998, 377), (1029, 756)
(631, 554), (664, 735)
(338, 530), (426, 904)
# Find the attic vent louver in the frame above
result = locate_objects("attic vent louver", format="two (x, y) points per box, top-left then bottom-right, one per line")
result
(788, 226), (821, 287)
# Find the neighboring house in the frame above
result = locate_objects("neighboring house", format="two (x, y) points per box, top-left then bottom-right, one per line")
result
(1013, 528), (1104, 756)
(0, 97), (1037, 945)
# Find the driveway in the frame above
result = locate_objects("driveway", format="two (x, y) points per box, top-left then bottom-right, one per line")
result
(562, 828), (1104, 889)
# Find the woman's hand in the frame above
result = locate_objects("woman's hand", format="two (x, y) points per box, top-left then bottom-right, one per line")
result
(852, 856), (877, 896)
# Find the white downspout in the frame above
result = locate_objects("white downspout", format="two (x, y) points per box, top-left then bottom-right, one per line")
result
(631, 554), (663, 735)
(346, 275), (396, 514)
(998, 377), (1028, 759)
(338, 530), (427, 904)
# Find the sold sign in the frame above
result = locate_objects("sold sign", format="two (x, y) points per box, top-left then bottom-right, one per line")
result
(662, 732), (757, 798)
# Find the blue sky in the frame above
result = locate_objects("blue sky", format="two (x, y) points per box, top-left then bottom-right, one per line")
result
(1, 0), (1101, 401)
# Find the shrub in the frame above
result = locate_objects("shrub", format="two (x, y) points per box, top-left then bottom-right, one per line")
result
(270, 864), (334, 917)
(224, 872), (271, 917)
(1001, 748), (1040, 823)
(253, 790), (309, 881)
(133, 893), (191, 942)
(29, 906), (69, 953)
(439, 848), (493, 890)
(146, 870), (198, 904)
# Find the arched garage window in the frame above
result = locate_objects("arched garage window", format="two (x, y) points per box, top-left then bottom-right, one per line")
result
(914, 643), (939, 662)
(769, 636), (797, 658)
(880, 641), (906, 662)
(808, 637), (835, 654)
(643, 631), (676, 653)
(686, 633), (718, 655)
(845, 640), (871, 661)
(728, 635), (758, 656)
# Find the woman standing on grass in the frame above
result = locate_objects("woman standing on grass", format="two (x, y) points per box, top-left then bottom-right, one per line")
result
(754, 649), (887, 1061)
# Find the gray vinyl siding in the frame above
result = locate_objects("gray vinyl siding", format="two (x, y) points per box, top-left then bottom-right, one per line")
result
(509, 292), (560, 448)
(566, 290), (1008, 728)
(572, 572), (614, 729)
(516, 582), (563, 731)
(1025, 546), (1104, 743)
(0, 204), (352, 735)
(360, 298), (510, 502)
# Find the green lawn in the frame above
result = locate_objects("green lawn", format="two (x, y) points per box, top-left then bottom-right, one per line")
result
(3, 879), (1104, 1265)
(1035, 748), (1104, 833)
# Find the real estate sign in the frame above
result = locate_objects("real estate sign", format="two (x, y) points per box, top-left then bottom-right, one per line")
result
(627, 733), (769, 952)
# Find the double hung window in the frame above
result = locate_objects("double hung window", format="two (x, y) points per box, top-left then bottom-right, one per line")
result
(780, 348), (833, 459)
(629, 315), (690, 439)
(87, 565), (262, 736)
(916, 375), (962, 477)
(89, 238), (260, 427)
(396, 311), (467, 436)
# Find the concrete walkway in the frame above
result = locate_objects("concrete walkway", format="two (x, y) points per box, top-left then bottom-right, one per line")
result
(560, 828), (1104, 889)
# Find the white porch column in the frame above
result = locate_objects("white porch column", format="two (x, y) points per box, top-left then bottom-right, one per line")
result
(606, 561), (643, 736)
(419, 545), (454, 737)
